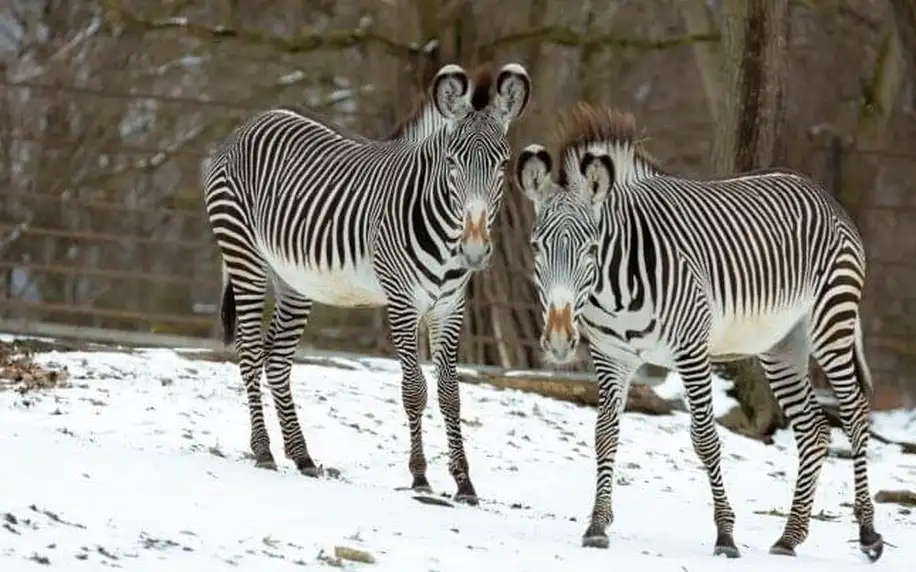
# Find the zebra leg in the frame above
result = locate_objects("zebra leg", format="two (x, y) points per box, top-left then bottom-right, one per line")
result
(228, 272), (275, 470)
(810, 321), (884, 562)
(677, 348), (739, 558)
(759, 333), (830, 556)
(427, 299), (477, 505)
(581, 346), (640, 549)
(387, 301), (431, 492)
(263, 289), (319, 476)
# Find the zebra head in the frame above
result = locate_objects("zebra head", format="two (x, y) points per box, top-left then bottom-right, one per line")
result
(516, 144), (613, 364)
(430, 63), (532, 271)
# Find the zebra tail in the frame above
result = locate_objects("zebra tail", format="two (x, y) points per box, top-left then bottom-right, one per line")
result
(852, 315), (874, 404)
(219, 262), (237, 347)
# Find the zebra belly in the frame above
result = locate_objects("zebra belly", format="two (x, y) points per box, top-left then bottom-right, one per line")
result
(266, 253), (388, 308)
(708, 305), (807, 357)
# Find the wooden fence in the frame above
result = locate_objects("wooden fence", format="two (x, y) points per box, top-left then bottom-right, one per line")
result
(2, 79), (915, 409)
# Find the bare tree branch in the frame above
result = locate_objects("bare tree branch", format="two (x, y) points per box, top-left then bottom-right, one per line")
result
(101, 2), (415, 59)
(483, 26), (718, 52)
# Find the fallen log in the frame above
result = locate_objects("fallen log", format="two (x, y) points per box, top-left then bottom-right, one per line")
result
(466, 370), (682, 416)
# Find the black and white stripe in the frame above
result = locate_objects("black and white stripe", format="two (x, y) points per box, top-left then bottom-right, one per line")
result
(204, 63), (531, 505)
(515, 109), (883, 560)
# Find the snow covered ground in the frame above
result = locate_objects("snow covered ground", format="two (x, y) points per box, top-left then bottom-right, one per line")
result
(1, 338), (913, 571)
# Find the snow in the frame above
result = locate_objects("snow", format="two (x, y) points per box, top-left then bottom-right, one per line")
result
(872, 409), (916, 444)
(1, 342), (914, 571)
(653, 370), (738, 417)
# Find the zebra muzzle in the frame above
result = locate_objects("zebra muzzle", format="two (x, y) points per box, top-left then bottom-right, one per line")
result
(541, 303), (579, 363)
(458, 211), (493, 270)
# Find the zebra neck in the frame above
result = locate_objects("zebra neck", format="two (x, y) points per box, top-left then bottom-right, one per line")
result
(395, 103), (449, 143)
(593, 194), (662, 316)
(415, 168), (455, 265)
(615, 162), (665, 188)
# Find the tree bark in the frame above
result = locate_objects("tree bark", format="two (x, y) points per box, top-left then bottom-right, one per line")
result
(677, 0), (722, 124)
(710, 0), (790, 440)
(712, 0), (789, 172)
(888, 0), (916, 109)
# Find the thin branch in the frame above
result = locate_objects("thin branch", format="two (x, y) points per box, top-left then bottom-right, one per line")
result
(101, 2), (414, 59)
(9, 17), (103, 83)
(483, 27), (719, 52)
(100, 1), (717, 59)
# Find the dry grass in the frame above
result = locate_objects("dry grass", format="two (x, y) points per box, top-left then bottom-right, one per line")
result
(0, 340), (71, 393)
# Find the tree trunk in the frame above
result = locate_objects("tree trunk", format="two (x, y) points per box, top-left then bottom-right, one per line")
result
(710, 0), (790, 440)
(888, 0), (916, 109)
(677, 0), (722, 124)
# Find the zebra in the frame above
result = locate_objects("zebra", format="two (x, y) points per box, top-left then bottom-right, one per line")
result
(513, 103), (884, 561)
(204, 62), (531, 505)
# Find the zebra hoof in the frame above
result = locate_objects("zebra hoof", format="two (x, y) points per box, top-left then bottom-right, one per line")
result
(859, 526), (883, 563)
(453, 492), (479, 507)
(453, 481), (479, 506)
(295, 458), (321, 478)
(411, 475), (433, 494)
(582, 534), (610, 549)
(713, 545), (742, 558)
(714, 531), (741, 558)
(768, 543), (795, 557)
(581, 523), (609, 549)
(254, 456), (278, 471)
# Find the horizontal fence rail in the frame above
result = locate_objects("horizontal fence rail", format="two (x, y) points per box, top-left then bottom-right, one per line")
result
(2, 75), (915, 409)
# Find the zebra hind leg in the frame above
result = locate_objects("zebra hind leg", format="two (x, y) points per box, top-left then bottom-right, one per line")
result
(226, 272), (276, 470)
(811, 321), (884, 562)
(758, 330), (831, 557)
(676, 349), (740, 558)
(387, 302), (431, 492)
(427, 303), (477, 505)
(263, 289), (319, 476)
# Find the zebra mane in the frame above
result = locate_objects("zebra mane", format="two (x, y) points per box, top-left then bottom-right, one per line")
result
(553, 102), (664, 181)
(385, 64), (496, 141)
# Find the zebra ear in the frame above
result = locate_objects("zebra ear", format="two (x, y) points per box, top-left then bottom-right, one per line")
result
(431, 64), (472, 122)
(516, 144), (555, 207)
(579, 152), (615, 213)
(492, 63), (531, 130)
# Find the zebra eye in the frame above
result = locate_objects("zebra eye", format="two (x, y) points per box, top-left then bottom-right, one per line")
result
(587, 242), (599, 259)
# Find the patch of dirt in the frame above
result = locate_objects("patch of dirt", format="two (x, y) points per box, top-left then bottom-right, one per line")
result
(0, 340), (70, 393)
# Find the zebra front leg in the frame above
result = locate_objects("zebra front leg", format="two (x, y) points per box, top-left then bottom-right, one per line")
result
(758, 350), (830, 556)
(812, 331), (884, 562)
(581, 346), (641, 549)
(228, 275), (276, 470)
(263, 290), (319, 476)
(677, 348), (739, 558)
(387, 301), (431, 492)
(428, 300), (477, 505)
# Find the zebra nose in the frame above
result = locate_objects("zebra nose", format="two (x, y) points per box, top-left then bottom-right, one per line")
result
(541, 303), (578, 363)
(460, 241), (492, 271)
(540, 332), (578, 364)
